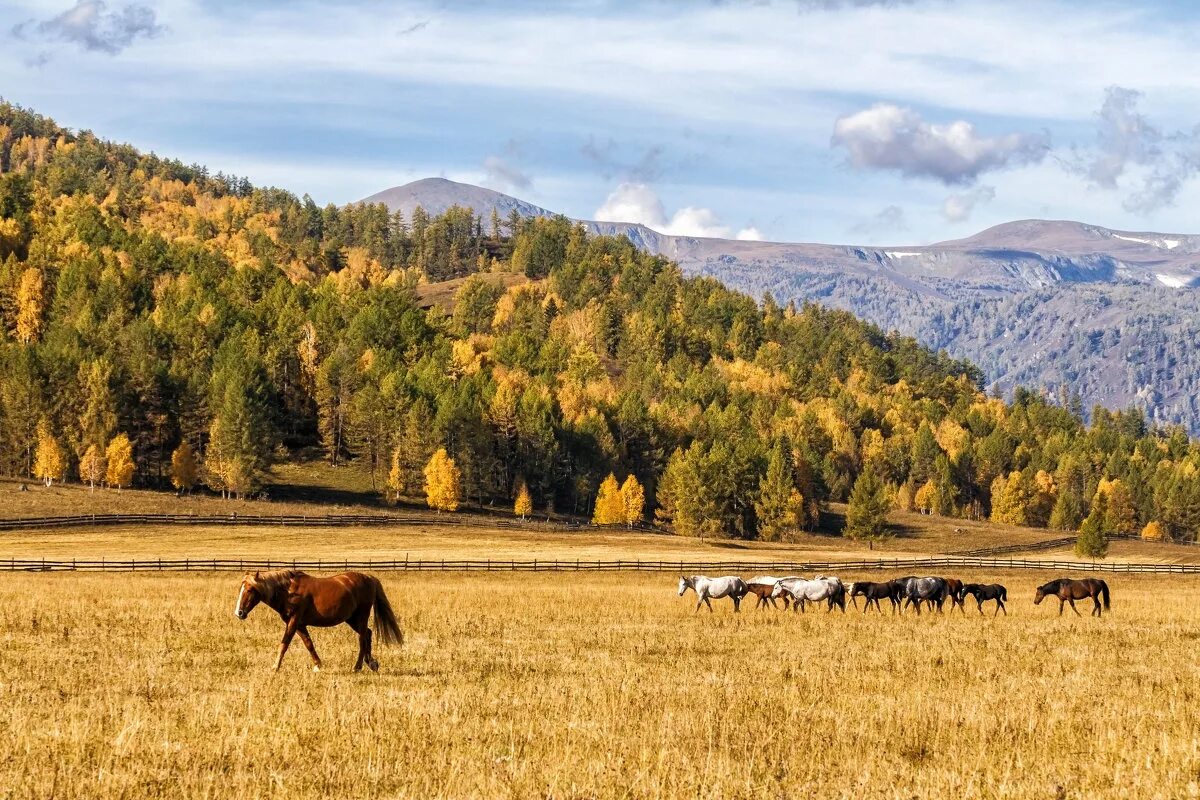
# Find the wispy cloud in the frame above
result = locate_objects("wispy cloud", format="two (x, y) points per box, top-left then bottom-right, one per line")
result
(832, 103), (1049, 185)
(1068, 86), (1200, 214)
(849, 205), (907, 238)
(398, 20), (429, 36)
(942, 185), (995, 223)
(12, 0), (164, 56)
(580, 137), (666, 182)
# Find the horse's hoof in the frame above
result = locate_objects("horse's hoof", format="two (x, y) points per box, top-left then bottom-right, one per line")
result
(368, 659), (380, 672)
(312, 665), (321, 672)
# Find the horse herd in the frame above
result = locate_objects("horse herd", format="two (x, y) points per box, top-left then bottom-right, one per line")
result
(229, 569), (1113, 673)
(677, 574), (1112, 618)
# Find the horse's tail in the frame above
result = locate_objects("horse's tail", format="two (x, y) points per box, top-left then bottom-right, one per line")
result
(371, 578), (404, 646)
(999, 586), (1007, 601)
(1098, 579), (1111, 611)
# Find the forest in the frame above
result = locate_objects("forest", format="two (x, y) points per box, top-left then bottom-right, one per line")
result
(2, 100), (1200, 543)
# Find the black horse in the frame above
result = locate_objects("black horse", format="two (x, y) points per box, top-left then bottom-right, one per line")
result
(848, 581), (902, 613)
(1035, 578), (1111, 617)
(959, 583), (1007, 616)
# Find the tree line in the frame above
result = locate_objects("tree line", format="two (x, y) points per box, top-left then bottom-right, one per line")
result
(3, 101), (1200, 547)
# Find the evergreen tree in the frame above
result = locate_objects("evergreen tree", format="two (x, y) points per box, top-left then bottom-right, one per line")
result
(15, 267), (43, 343)
(754, 439), (802, 541)
(1076, 492), (1110, 559)
(845, 468), (890, 541)
(1049, 488), (1084, 531)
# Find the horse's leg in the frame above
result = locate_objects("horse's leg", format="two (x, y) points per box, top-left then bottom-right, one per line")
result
(297, 626), (322, 672)
(274, 616), (300, 671)
(1093, 594), (1102, 617)
(695, 595), (704, 613)
(361, 626), (377, 671)
(1058, 599), (1065, 616)
(704, 596), (714, 613)
(732, 595), (741, 613)
(1068, 598), (1081, 617)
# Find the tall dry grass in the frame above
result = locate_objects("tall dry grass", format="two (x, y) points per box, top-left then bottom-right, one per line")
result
(1, 571), (1198, 798)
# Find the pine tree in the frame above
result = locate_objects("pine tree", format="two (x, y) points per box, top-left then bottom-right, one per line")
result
(754, 440), (801, 541)
(33, 419), (64, 486)
(1049, 489), (1084, 531)
(80, 444), (105, 492)
(514, 479), (533, 520)
(105, 433), (135, 491)
(1076, 493), (1110, 559)
(845, 468), (890, 541)
(170, 441), (198, 493)
(423, 448), (461, 512)
(620, 474), (645, 529)
(593, 472), (624, 525)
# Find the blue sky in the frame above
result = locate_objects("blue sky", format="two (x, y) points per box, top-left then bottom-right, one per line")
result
(4, 0), (1200, 244)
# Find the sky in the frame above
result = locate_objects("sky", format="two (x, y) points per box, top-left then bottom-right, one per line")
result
(3, 0), (1200, 244)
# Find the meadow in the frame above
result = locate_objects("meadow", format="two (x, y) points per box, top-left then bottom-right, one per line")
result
(2, 568), (1199, 799)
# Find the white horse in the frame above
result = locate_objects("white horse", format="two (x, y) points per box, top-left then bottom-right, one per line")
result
(771, 575), (846, 613)
(678, 575), (749, 613)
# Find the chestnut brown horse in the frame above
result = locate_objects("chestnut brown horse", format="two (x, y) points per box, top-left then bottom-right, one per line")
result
(1034, 577), (1111, 617)
(234, 570), (403, 671)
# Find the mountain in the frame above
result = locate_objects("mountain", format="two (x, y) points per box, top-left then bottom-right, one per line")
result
(364, 180), (1200, 432)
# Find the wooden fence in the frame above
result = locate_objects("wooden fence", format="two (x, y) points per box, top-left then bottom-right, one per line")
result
(3, 555), (1197, 574)
(0, 512), (588, 532)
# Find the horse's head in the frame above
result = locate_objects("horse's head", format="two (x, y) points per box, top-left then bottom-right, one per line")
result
(677, 576), (690, 597)
(234, 572), (264, 619)
(846, 581), (857, 596)
(1033, 584), (1048, 605)
(770, 580), (787, 599)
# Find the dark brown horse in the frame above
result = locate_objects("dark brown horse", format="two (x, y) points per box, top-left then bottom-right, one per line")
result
(234, 570), (403, 671)
(1034, 577), (1111, 617)
(942, 578), (966, 615)
(959, 583), (1007, 616)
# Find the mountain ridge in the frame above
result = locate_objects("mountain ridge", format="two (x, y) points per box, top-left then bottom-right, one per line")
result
(362, 179), (1200, 432)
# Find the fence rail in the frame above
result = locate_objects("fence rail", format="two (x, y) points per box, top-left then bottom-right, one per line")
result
(0, 512), (588, 532)
(3, 555), (1198, 574)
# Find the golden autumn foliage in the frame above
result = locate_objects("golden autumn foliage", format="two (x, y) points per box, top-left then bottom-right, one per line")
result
(170, 441), (199, 492)
(16, 267), (44, 343)
(104, 434), (135, 491)
(514, 480), (533, 519)
(593, 473), (625, 525)
(423, 448), (461, 512)
(620, 474), (646, 528)
(80, 444), (105, 491)
(1140, 521), (1166, 541)
(33, 419), (65, 487)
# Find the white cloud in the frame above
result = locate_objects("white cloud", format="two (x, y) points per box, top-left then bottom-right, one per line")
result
(736, 226), (764, 241)
(942, 185), (995, 223)
(593, 182), (755, 239)
(832, 103), (1049, 185)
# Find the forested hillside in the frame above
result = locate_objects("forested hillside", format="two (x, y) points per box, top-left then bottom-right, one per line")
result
(3, 101), (1200, 541)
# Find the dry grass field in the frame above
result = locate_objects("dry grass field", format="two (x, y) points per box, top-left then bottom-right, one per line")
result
(1, 571), (1198, 799)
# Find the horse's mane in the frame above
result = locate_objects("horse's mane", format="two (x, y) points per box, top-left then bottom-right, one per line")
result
(252, 569), (308, 602)
(1038, 577), (1066, 592)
